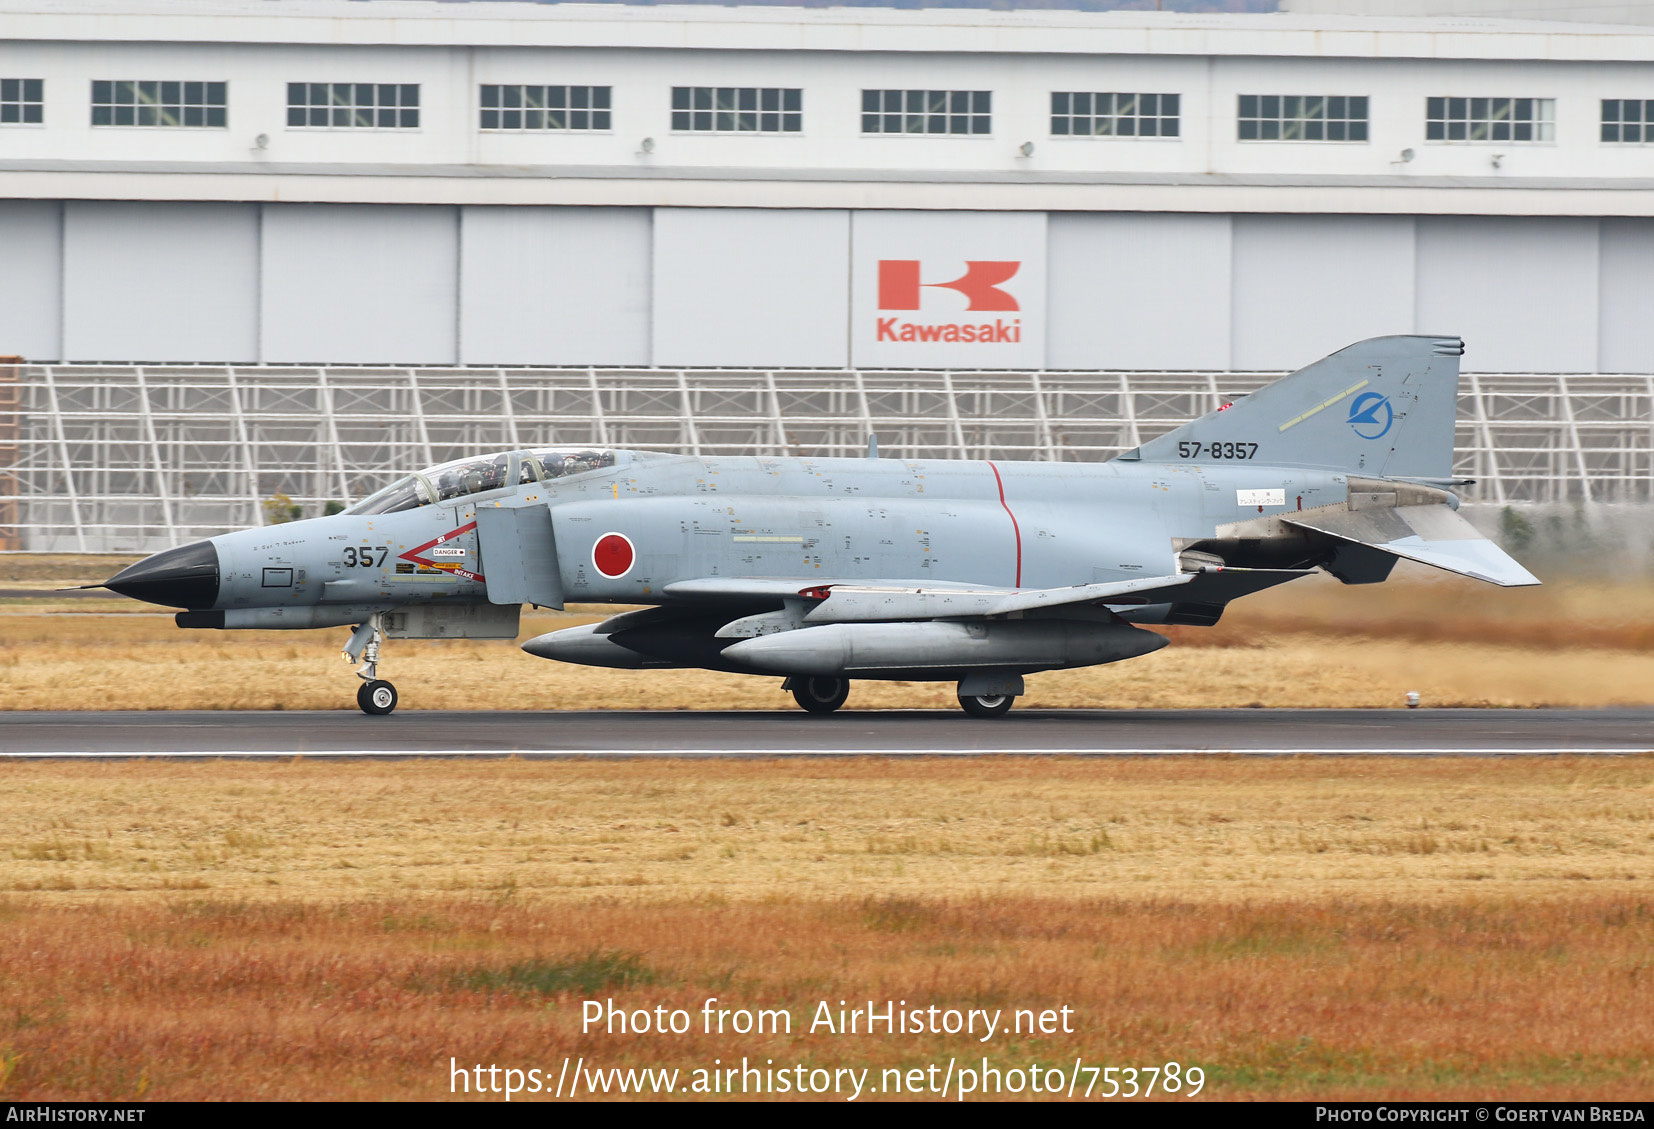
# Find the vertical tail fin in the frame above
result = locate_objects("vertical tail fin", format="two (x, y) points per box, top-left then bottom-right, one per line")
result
(1120, 335), (1463, 480)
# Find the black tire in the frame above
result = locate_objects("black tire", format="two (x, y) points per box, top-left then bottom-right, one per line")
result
(957, 691), (1014, 719)
(358, 679), (398, 716)
(791, 676), (850, 715)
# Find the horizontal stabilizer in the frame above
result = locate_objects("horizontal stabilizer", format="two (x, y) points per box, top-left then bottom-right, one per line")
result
(1284, 504), (1539, 587)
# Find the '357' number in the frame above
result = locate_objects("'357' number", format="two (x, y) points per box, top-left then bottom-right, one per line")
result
(342, 546), (388, 568)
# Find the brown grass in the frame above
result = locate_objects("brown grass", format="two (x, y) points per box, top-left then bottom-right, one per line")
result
(0, 757), (1651, 1101)
(3, 897), (1652, 1102)
(14, 621), (1654, 710)
(6, 569), (1651, 1102)
(4, 757), (1652, 904)
(3, 558), (1652, 709)
(5, 569), (1654, 710)
(0, 553), (141, 587)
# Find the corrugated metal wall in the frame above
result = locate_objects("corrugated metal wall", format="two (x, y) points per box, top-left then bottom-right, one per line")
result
(459, 206), (651, 366)
(261, 205), (460, 364)
(653, 208), (850, 367)
(64, 202), (261, 363)
(0, 201), (63, 363)
(3, 200), (1652, 373)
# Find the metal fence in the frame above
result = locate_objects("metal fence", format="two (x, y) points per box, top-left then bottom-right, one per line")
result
(2, 362), (1648, 552)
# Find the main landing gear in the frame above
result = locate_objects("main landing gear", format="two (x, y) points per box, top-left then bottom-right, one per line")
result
(955, 672), (1023, 718)
(957, 691), (1014, 719)
(787, 676), (850, 714)
(344, 614), (398, 716)
(782, 675), (1019, 718)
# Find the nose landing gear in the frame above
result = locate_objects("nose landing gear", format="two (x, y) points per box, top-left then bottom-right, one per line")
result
(344, 614), (398, 715)
(356, 679), (398, 716)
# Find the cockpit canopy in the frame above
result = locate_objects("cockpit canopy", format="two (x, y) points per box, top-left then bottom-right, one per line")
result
(344, 448), (624, 516)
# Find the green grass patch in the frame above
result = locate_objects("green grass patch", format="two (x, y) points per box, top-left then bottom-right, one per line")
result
(860, 896), (941, 934)
(451, 950), (658, 996)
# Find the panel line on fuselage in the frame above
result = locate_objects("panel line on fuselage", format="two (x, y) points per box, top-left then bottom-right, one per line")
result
(986, 461), (1022, 588)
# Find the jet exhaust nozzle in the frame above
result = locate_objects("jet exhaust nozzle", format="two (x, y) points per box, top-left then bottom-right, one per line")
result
(105, 540), (220, 610)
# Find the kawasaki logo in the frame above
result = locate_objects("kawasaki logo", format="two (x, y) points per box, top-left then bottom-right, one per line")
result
(878, 260), (1020, 311)
(876, 318), (1022, 343)
(874, 259), (1022, 346)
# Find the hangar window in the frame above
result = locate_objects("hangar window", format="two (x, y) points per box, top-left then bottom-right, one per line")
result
(480, 85), (611, 131)
(1051, 92), (1179, 138)
(861, 90), (991, 135)
(91, 81), (227, 128)
(1426, 97), (1553, 143)
(287, 83), (419, 130)
(670, 88), (801, 133)
(1601, 100), (1654, 143)
(1237, 95), (1367, 141)
(0, 79), (42, 125)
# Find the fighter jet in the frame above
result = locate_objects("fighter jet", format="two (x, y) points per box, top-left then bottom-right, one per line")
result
(97, 335), (1537, 717)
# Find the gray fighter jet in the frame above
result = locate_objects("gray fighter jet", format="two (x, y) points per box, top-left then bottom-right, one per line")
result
(99, 335), (1537, 717)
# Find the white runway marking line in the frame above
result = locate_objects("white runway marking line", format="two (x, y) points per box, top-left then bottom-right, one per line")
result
(0, 747), (1647, 758)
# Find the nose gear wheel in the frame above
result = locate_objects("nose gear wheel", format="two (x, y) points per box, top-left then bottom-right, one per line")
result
(357, 679), (398, 716)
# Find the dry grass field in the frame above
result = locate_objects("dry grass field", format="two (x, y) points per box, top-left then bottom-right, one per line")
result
(3, 557), (1652, 1101)
(0, 757), (1650, 1101)
(3, 555), (1654, 710)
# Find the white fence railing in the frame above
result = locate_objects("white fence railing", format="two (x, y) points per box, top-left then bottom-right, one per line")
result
(3, 364), (1646, 551)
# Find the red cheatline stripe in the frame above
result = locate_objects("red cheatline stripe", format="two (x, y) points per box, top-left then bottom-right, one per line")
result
(400, 520), (478, 564)
(399, 520), (485, 584)
(986, 461), (1022, 588)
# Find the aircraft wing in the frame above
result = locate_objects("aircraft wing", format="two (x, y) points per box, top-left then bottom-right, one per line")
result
(666, 573), (1197, 624)
(660, 576), (987, 603)
(799, 573), (1198, 622)
(1283, 503), (1539, 587)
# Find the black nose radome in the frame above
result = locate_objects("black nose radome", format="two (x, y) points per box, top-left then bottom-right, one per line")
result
(105, 540), (220, 610)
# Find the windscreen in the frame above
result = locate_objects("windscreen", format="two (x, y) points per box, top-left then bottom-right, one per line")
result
(346, 475), (431, 516)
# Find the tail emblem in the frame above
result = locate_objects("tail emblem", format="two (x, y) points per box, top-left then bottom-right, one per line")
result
(1347, 392), (1395, 440)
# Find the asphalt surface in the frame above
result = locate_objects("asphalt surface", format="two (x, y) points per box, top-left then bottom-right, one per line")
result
(0, 708), (1650, 757)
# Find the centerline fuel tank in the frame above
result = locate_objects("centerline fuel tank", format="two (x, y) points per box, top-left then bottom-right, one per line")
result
(719, 618), (1167, 678)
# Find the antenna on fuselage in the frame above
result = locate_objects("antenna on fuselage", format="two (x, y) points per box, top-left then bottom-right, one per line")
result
(867, 433), (878, 459)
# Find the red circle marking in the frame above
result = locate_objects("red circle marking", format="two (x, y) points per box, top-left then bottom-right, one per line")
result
(592, 533), (635, 579)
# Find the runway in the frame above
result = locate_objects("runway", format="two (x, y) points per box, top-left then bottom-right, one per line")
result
(0, 708), (1649, 757)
